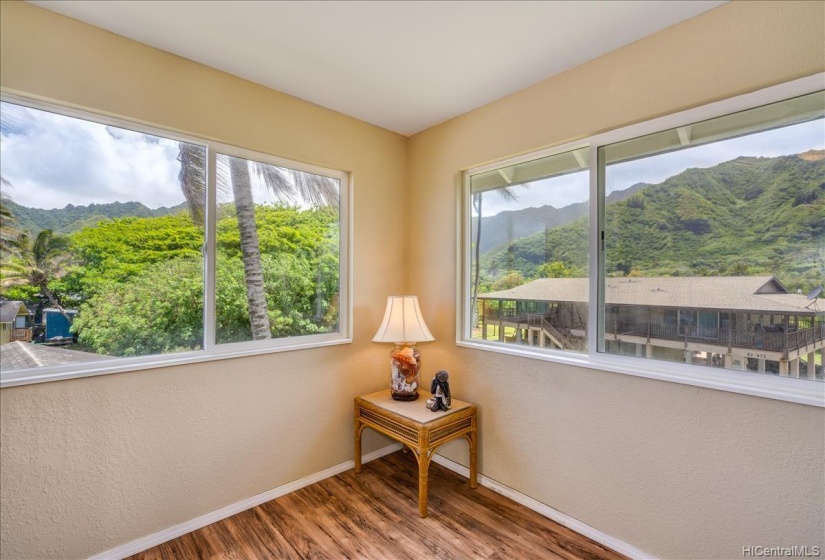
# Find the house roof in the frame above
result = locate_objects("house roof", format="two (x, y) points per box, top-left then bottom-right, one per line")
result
(479, 276), (824, 315)
(0, 341), (110, 371)
(0, 301), (29, 324)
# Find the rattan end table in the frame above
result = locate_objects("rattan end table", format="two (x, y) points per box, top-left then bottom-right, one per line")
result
(354, 389), (478, 518)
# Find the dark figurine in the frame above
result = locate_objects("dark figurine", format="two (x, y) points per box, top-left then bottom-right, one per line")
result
(426, 370), (451, 412)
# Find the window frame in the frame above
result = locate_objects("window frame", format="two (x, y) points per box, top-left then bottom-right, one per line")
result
(0, 92), (352, 388)
(458, 73), (825, 407)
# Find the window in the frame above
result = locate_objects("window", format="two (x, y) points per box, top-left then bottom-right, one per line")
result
(0, 97), (349, 384)
(598, 91), (824, 378)
(461, 75), (824, 405)
(213, 153), (341, 346)
(466, 148), (590, 354)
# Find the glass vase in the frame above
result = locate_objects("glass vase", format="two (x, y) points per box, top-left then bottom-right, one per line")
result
(390, 345), (421, 401)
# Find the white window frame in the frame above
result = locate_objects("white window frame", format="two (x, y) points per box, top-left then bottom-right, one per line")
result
(458, 73), (825, 407)
(0, 92), (352, 388)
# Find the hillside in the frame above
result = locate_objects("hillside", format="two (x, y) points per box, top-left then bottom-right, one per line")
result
(474, 182), (649, 254)
(4, 200), (188, 235)
(480, 152), (825, 293)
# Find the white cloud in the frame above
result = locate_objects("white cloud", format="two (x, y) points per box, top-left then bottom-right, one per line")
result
(0, 102), (192, 209)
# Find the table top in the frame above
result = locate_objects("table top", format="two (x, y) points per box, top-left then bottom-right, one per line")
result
(357, 389), (473, 425)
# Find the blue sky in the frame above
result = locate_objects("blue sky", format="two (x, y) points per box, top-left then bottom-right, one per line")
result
(1, 101), (823, 212)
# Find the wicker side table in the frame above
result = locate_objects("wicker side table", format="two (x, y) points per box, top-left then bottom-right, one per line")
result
(354, 389), (478, 518)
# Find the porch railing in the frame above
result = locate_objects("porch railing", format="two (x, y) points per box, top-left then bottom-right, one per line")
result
(483, 309), (823, 354)
(11, 328), (32, 342)
(614, 320), (824, 353)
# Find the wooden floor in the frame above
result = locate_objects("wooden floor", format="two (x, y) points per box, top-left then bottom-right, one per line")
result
(130, 451), (626, 560)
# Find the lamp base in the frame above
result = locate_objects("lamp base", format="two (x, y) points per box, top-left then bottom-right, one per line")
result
(389, 345), (421, 401)
(391, 391), (420, 402)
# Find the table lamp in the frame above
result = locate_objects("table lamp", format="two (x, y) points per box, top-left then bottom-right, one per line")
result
(372, 296), (435, 401)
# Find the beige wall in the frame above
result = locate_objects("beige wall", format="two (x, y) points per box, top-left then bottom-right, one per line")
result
(2, 1), (824, 559)
(0, 2), (403, 558)
(408, 1), (825, 559)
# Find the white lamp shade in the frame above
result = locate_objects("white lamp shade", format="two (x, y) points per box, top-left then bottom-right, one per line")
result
(372, 296), (435, 344)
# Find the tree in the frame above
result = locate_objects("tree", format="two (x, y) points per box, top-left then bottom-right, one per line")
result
(73, 258), (204, 356)
(536, 261), (578, 279)
(228, 157), (270, 339)
(0, 200), (17, 256)
(177, 144), (339, 341)
(471, 187), (517, 326)
(1, 179), (19, 256)
(69, 213), (203, 300)
(490, 272), (526, 292)
(0, 229), (73, 320)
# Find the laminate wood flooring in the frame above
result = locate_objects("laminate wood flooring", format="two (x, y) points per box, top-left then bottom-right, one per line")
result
(129, 451), (626, 560)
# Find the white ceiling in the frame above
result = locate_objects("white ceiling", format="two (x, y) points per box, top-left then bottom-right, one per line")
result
(29, 0), (726, 136)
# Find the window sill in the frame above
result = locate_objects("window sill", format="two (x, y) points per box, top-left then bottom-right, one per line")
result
(456, 339), (825, 407)
(0, 337), (352, 389)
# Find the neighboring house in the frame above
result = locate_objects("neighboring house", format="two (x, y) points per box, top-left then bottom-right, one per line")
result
(42, 308), (78, 342)
(478, 276), (824, 377)
(0, 300), (32, 345)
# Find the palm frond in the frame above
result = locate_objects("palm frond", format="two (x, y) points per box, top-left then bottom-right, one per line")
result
(0, 198), (18, 254)
(177, 143), (207, 224)
(253, 163), (339, 208)
(253, 163), (297, 205)
(291, 170), (339, 208)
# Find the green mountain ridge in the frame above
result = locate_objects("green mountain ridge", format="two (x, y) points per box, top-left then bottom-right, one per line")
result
(480, 152), (825, 293)
(4, 200), (188, 235)
(474, 181), (650, 255)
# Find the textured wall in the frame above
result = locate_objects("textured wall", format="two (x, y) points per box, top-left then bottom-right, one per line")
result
(407, 1), (825, 559)
(0, 2), (403, 558)
(2, 1), (825, 559)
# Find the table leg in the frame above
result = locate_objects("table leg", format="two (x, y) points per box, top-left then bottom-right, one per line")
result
(467, 431), (478, 489)
(418, 450), (432, 518)
(354, 422), (364, 474)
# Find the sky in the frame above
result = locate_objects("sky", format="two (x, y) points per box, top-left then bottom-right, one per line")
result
(0, 100), (822, 212)
(479, 119), (824, 216)
(0, 102), (187, 209)
(0, 101), (334, 210)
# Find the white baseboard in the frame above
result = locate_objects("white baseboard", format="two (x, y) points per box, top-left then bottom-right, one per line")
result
(431, 454), (658, 560)
(89, 443), (652, 560)
(87, 443), (403, 560)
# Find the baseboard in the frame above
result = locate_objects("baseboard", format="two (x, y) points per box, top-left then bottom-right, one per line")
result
(431, 454), (658, 560)
(90, 443), (651, 560)
(87, 443), (403, 560)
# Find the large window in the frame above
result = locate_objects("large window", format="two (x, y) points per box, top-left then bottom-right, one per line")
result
(598, 91), (824, 378)
(0, 97), (349, 384)
(461, 75), (824, 405)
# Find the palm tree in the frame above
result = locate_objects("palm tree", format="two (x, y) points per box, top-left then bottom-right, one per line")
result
(177, 143), (339, 341)
(471, 188), (517, 327)
(1, 229), (73, 321)
(1, 178), (19, 256)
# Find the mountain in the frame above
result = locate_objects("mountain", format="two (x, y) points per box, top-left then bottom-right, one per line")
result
(480, 152), (825, 292)
(474, 182), (649, 254)
(4, 200), (189, 235)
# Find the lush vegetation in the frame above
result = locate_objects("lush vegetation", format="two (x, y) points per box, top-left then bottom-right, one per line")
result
(0, 204), (339, 357)
(478, 152), (825, 294)
(2, 151), (822, 360)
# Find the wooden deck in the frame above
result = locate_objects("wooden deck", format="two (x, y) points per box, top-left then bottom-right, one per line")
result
(129, 450), (627, 560)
